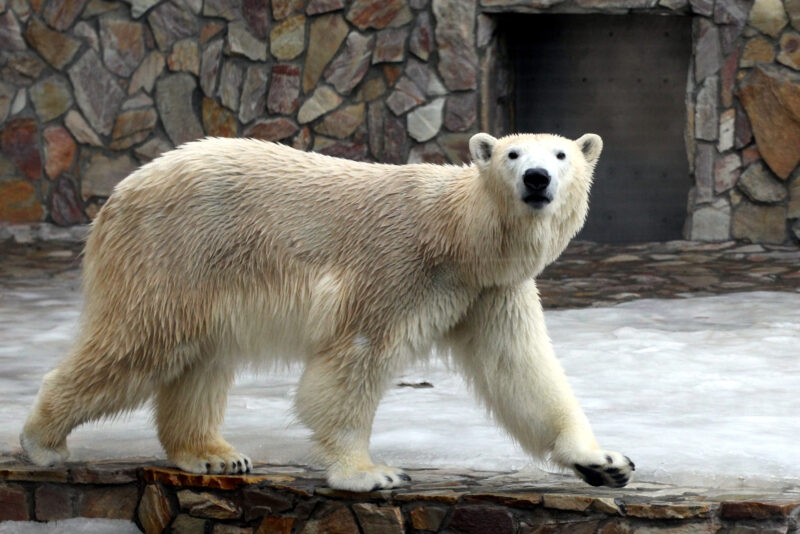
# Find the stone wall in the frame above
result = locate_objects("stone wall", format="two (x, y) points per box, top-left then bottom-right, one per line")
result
(1, 461), (799, 533)
(0, 0), (799, 245)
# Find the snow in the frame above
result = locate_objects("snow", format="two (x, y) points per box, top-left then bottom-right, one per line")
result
(1, 280), (798, 490)
(0, 518), (140, 534)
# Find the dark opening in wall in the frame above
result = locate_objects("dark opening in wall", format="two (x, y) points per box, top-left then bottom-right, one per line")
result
(503, 15), (692, 243)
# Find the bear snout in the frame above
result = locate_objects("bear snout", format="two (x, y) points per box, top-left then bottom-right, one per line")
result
(522, 167), (554, 208)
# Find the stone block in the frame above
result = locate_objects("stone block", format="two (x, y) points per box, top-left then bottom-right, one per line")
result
(227, 21), (267, 61)
(168, 39), (200, 74)
(373, 27), (408, 64)
(297, 85), (342, 124)
(738, 162), (788, 203)
(303, 14), (349, 93)
(156, 73), (203, 145)
(177, 489), (242, 520)
(314, 103), (364, 139)
(203, 98), (238, 137)
(29, 76), (72, 123)
(64, 110), (103, 147)
(50, 177), (88, 225)
(731, 200), (787, 243)
(270, 14), (305, 61)
(272, 0), (302, 19)
(714, 152), (741, 193)
(383, 111), (408, 164)
(24, 18), (81, 69)
(408, 141), (448, 164)
(433, 0), (477, 90)
(171, 513), (206, 534)
(346, 0), (405, 30)
(203, 0), (241, 20)
(448, 505), (515, 534)
(245, 118), (298, 141)
(695, 76), (719, 141)
(777, 32), (800, 70)
(43, 126), (77, 179)
(130, 51), (166, 95)
(386, 76), (425, 115)
(444, 92), (477, 132)
(352, 503), (403, 534)
(239, 64), (269, 124)
(0, 11), (27, 51)
(241, 486), (293, 521)
(200, 39), (224, 97)
(99, 16), (146, 77)
(694, 18), (720, 81)
(740, 37), (775, 67)
(749, 0), (788, 37)
(147, 1), (198, 51)
(76, 484), (138, 519)
(409, 505), (447, 531)
(324, 31), (375, 94)
(314, 136), (368, 160)
(301, 504), (358, 534)
(68, 49), (126, 136)
(111, 107), (158, 149)
(81, 152), (137, 199)
(738, 65), (800, 179)
(267, 64), (301, 116)
(407, 98), (444, 142)
(0, 483), (29, 521)
(1, 117), (40, 180)
(256, 516), (294, 534)
(306, 0), (344, 15)
(409, 10), (433, 61)
(34, 483), (75, 521)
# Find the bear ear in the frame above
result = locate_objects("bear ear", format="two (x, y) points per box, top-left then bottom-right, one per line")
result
(469, 133), (497, 166)
(576, 133), (603, 163)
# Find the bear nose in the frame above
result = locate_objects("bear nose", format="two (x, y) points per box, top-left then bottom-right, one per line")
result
(523, 168), (550, 191)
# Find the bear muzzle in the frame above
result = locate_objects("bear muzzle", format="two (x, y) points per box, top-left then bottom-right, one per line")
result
(522, 167), (554, 209)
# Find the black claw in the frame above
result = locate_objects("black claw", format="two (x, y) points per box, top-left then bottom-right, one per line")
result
(588, 464), (602, 469)
(605, 467), (620, 474)
(399, 473), (411, 482)
(574, 464), (604, 487)
(625, 456), (636, 470)
(605, 455), (613, 464)
(220, 462), (226, 470)
(370, 484), (381, 492)
(205, 462), (211, 471)
(385, 475), (393, 484)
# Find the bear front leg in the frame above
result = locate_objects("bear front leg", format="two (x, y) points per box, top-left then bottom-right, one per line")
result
(448, 279), (635, 488)
(295, 349), (411, 492)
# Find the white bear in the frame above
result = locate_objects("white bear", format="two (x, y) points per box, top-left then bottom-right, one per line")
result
(21, 132), (634, 491)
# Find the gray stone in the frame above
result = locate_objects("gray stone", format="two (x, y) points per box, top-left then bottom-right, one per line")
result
(306, 0), (343, 15)
(324, 31), (375, 94)
(433, 0), (477, 90)
(29, 76), (73, 122)
(129, 50), (164, 94)
(695, 75), (718, 141)
(10, 89), (24, 115)
(0, 11), (26, 51)
(177, 490), (241, 520)
(147, 1), (198, 51)
(732, 200), (787, 243)
(717, 108), (735, 152)
(271, 0), (302, 19)
(64, 110), (103, 146)
(406, 59), (447, 96)
(346, 0), (405, 30)
(694, 142), (715, 203)
(373, 27), (408, 64)
(444, 92), (477, 132)
(314, 136), (368, 161)
(73, 21), (100, 52)
(42, 0), (87, 30)
(477, 14), (496, 48)
(270, 14), (305, 61)
(297, 85), (342, 123)
(227, 21), (267, 61)
(168, 38), (199, 74)
(659, 0), (688, 11)
(121, 92), (154, 110)
(689, 0), (712, 15)
(24, 17), (81, 69)
(408, 10), (432, 61)
(352, 503), (404, 534)
(203, 0), (241, 20)
(218, 61), (243, 112)
(314, 103), (364, 138)
(0, 51), (46, 85)
(100, 16), (146, 77)
(0, 83), (12, 126)
(171, 514), (206, 534)
(200, 39), (224, 97)
(714, 152), (741, 193)
(691, 197), (731, 241)
(407, 98), (443, 142)
(749, 0), (788, 37)
(124, 0), (161, 18)
(408, 141), (448, 164)
(244, 117), (298, 141)
(787, 0), (800, 30)
(81, 153), (137, 199)
(789, 172), (800, 218)
(68, 49), (126, 136)
(694, 18), (720, 81)
(156, 73), (203, 145)
(386, 76), (425, 115)
(715, 0), (749, 26)
(239, 64), (268, 124)
(738, 162), (788, 203)
(383, 112), (407, 164)
(267, 64), (300, 115)
(110, 107), (158, 149)
(303, 14), (349, 92)
(134, 134), (172, 161)
(82, 0), (122, 15)
(367, 101), (384, 159)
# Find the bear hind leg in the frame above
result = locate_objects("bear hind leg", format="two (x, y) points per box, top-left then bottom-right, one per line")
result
(21, 346), (156, 466)
(155, 358), (250, 475)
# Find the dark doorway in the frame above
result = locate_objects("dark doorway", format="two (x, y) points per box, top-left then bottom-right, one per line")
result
(504, 15), (692, 242)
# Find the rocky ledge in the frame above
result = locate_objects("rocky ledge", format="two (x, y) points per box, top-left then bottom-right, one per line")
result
(0, 459), (798, 533)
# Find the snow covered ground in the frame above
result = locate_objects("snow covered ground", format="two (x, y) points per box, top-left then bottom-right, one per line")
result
(1, 280), (798, 490)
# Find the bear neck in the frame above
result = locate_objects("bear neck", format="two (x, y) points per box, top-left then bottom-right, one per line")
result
(422, 165), (588, 289)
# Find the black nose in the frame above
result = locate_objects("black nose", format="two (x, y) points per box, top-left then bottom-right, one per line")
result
(523, 168), (550, 191)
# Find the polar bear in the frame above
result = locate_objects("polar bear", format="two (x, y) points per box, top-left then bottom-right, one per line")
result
(21, 132), (634, 491)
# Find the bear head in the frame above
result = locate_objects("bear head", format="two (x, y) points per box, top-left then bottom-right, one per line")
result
(468, 132), (603, 218)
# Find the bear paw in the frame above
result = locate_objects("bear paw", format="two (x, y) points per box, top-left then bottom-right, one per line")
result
(572, 450), (635, 488)
(327, 464), (411, 492)
(20, 432), (69, 467)
(172, 450), (252, 475)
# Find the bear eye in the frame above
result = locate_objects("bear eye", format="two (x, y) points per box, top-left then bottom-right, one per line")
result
(556, 151), (566, 160)
(508, 150), (518, 160)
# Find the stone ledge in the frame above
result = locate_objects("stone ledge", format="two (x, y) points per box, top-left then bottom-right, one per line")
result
(1, 459), (798, 533)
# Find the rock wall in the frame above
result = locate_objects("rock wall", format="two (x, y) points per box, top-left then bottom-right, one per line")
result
(0, 0), (799, 245)
(1, 461), (799, 533)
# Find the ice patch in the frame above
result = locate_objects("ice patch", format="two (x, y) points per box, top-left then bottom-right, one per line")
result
(0, 518), (140, 534)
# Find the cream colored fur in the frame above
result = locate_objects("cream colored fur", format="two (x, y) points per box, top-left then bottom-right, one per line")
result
(21, 133), (634, 490)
